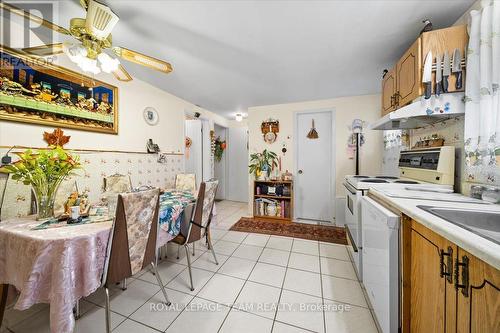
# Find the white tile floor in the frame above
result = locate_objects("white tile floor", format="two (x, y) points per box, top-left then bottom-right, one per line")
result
(0, 200), (379, 333)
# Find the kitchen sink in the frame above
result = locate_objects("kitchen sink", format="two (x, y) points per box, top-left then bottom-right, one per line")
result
(417, 206), (500, 245)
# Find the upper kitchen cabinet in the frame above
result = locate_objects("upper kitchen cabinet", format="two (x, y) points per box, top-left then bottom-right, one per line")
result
(396, 38), (422, 108)
(381, 25), (468, 115)
(381, 67), (397, 116)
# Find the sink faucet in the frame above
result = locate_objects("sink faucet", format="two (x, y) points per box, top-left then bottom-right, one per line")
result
(471, 185), (500, 204)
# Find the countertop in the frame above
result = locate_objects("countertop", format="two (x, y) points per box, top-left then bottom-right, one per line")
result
(368, 188), (500, 270)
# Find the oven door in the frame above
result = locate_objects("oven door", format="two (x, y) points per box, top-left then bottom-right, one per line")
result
(343, 182), (360, 277)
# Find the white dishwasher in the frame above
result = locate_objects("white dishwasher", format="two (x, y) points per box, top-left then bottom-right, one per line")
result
(361, 196), (400, 333)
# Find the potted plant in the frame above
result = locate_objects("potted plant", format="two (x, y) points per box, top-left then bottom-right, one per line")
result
(249, 149), (278, 180)
(0, 145), (81, 220)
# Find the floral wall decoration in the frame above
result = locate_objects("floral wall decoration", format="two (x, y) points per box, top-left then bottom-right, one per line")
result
(214, 136), (227, 162)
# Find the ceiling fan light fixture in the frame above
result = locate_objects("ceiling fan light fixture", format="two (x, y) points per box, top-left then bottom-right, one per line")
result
(98, 52), (120, 73)
(85, 0), (119, 40)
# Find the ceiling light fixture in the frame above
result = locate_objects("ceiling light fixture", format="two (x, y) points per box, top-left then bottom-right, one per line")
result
(235, 113), (243, 122)
(63, 42), (120, 75)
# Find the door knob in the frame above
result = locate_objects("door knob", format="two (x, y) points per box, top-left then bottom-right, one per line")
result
(298, 170), (303, 174)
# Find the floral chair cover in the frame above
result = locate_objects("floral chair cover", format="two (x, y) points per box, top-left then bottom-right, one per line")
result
(0, 174), (33, 221)
(101, 174), (132, 215)
(200, 180), (218, 228)
(103, 188), (160, 284)
(175, 174), (196, 193)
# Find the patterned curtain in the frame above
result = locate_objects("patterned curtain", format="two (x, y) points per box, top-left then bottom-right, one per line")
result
(464, 0), (500, 184)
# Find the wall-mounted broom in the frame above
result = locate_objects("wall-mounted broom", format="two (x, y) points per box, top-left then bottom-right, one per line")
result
(307, 119), (319, 139)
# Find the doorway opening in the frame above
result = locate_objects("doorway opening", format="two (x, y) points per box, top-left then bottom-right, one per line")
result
(184, 116), (211, 188)
(214, 123), (227, 201)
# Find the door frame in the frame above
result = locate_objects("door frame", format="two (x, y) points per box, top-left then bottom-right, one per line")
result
(293, 108), (336, 222)
(214, 121), (228, 200)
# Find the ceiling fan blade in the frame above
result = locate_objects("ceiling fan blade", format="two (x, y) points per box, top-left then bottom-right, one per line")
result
(22, 43), (64, 56)
(0, 2), (70, 35)
(112, 64), (133, 82)
(112, 47), (173, 74)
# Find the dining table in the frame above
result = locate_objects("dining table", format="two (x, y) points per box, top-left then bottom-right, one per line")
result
(0, 190), (196, 333)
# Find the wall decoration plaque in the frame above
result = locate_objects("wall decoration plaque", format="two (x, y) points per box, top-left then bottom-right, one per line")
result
(143, 106), (159, 125)
(261, 118), (279, 144)
(0, 45), (118, 134)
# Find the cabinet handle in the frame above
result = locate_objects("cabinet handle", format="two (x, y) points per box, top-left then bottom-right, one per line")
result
(394, 91), (401, 106)
(390, 94), (395, 107)
(439, 246), (453, 284)
(454, 255), (469, 297)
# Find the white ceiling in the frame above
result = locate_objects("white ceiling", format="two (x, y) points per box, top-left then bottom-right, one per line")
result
(19, 0), (477, 117)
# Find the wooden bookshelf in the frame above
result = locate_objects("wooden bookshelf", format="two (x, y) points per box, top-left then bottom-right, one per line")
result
(253, 180), (293, 222)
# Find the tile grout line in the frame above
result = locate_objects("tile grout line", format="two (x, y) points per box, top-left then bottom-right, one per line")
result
(270, 238), (294, 333)
(215, 234), (271, 332)
(319, 240), (327, 333)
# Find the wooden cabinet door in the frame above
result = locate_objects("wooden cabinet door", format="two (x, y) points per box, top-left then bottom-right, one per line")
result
(381, 68), (396, 116)
(456, 249), (500, 333)
(405, 219), (456, 333)
(396, 38), (422, 107)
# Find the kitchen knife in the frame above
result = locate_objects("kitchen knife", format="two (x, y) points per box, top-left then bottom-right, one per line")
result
(422, 51), (432, 99)
(452, 48), (463, 90)
(443, 50), (451, 92)
(435, 53), (442, 96)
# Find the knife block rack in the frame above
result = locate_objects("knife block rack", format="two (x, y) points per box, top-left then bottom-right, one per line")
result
(431, 59), (466, 71)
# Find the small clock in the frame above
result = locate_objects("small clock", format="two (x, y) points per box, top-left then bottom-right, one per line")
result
(143, 107), (159, 126)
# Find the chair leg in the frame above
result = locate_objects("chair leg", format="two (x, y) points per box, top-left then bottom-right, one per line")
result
(104, 287), (111, 333)
(207, 233), (219, 265)
(151, 262), (171, 306)
(184, 245), (195, 291)
(121, 278), (127, 290)
(192, 242), (195, 256)
(0, 284), (9, 329)
(74, 299), (81, 319)
(176, 245), (180, 260)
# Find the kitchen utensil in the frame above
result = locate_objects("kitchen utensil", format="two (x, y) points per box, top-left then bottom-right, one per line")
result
(423, 51), (433, 99)
(443, 50), (451, 92)
(435, 53), (442, 96)
(452, 48), (463, 90)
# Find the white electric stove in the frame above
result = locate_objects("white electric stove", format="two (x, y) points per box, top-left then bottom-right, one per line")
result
(343, 146), (455, 281)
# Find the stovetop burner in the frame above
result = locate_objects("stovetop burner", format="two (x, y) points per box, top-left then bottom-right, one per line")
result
(362, 179), (390, 183)
(352, 175), (370, 178)
(375, 176), (399, 179)
(394, 180), (420, 184)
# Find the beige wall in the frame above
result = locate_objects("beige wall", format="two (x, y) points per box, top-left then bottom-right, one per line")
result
(247, 94), (383, 208)
(0, 19), (227, 154)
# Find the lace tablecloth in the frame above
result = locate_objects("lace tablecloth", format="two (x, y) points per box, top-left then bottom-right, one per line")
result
(0, 191), (195, 333)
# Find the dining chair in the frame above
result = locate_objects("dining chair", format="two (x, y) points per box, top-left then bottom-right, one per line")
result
(171, 180), (219, 291)
(0, 173), (34, 221)
(174, 173), (196, 193)
(101, 173), (132, 216)
(101, 188), (170, 333)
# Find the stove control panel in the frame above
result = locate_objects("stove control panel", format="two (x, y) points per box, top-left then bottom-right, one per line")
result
(399, 150), (440, 170)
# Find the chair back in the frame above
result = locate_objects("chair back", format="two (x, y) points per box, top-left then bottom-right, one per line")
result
(103, 188), (160, 286)
(103, 173), (132, 193)
(186, 180), (218, 243)
(0, 173), (34, 221)
(175, 174), (196, 193)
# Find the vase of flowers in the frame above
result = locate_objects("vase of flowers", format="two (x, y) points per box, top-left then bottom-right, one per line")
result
(248, 149), (278, 180)
(0, 145), (81, 220)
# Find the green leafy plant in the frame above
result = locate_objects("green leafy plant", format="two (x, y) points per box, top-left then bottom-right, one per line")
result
(248, 149), (278, 178)
(0, 146), (81, 219)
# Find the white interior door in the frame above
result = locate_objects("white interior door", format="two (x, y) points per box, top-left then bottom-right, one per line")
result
(295, 110), (334, 222)
(226, 127), (249, 202)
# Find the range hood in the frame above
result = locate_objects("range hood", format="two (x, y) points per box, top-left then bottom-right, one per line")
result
(369, 92), (465, 130)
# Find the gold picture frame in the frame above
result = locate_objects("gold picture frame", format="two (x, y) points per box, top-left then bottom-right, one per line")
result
(0, 45), (118, 134)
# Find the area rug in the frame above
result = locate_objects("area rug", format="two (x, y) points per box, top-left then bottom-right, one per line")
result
(229, 217), (347, 245)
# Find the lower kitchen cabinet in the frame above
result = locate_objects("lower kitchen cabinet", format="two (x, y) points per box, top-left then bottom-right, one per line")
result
(402, 216), (500, 333)
(456, 249), (500, 333)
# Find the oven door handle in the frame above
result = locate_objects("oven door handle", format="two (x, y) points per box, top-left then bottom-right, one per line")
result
(344, 225), (358, 253)
(343, 182), (357, 195)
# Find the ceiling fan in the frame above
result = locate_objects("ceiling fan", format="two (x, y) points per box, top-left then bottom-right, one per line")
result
(0, 0), (173, 81)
